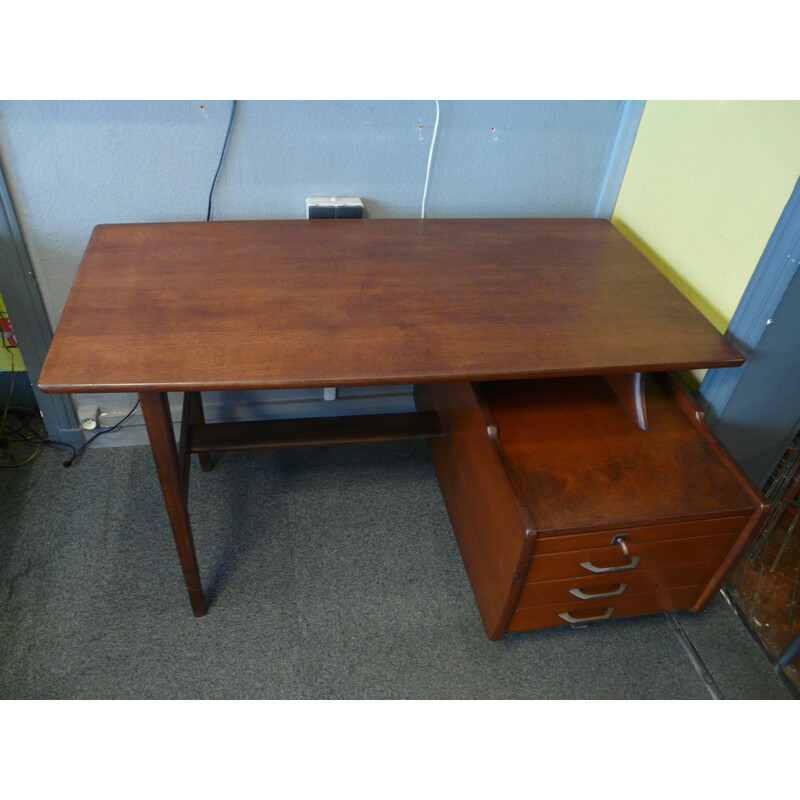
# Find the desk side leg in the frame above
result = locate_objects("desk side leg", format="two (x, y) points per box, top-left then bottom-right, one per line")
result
(190, 392), (214, 472)
(139, 391), (207, 617)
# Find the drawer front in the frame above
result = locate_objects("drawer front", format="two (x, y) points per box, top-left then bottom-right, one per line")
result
(526, 532), (738, 583)
(534, 515), (750, 554)
(516, 560), (720, 610)
(507, 585), (702, 633)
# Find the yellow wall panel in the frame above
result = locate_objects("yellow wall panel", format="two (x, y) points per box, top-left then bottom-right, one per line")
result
(0, 290), (24, 371)
(612, 100), (800, 334)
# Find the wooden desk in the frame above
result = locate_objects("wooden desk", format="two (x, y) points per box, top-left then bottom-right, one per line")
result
(39, 219), (764, 632)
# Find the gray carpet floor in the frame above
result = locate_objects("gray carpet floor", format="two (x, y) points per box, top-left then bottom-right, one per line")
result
(0, 440), (794, 699)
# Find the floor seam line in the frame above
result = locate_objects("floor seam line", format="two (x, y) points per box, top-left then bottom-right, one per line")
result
(664, 611), (724, 700)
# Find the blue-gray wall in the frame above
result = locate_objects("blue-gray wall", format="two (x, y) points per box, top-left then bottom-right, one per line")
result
(0, 100), (642, 443)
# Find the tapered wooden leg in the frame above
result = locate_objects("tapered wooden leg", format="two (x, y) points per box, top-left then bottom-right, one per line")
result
(190, 391), (213, 472)
(139, 391), (207, 617)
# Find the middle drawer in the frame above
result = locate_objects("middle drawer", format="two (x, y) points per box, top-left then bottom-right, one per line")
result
(517, 559), (721, 609)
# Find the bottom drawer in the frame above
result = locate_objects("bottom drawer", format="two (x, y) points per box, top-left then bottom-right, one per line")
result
(507, 585), (702, 633)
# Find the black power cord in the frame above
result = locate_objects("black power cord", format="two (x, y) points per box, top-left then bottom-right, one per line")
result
(0, 400), (140, 469)
(0, 405), (76, 468)
(206, 100), (237, 222)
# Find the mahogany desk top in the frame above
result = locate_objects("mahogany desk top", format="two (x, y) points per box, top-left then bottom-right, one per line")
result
(38, 218), (742, 395)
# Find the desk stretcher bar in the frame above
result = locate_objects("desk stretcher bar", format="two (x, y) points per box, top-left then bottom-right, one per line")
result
(188, 411), (443, 453)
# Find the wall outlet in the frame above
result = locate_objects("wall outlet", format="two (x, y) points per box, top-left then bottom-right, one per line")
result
(80, 407), (100, 430)
(306, 197), (364, 219)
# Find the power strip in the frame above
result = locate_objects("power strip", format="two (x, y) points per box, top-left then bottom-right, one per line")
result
(306, 196), (364, 219)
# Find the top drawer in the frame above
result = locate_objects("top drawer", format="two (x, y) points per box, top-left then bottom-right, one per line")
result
(479, 374), (762, 536)
(534, 515), (751, 555)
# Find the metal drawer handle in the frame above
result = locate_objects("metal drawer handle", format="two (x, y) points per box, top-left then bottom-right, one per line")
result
(569, 583), (627, 600)
(580, 555), (640, 573)
(559, 608), (615, 624)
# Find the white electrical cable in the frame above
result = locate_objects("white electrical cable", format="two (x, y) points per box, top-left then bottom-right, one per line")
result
(420, 100), (440, 219)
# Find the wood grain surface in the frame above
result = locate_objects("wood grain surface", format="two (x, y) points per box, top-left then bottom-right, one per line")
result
(39, 218), (743, 393)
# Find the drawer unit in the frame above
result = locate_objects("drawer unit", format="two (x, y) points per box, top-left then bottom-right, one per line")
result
(416, 373), (767, 639)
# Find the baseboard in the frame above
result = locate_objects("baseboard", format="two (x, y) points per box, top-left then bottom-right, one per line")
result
(0, 369), (37, 408)
(82, 386), (417, 449)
